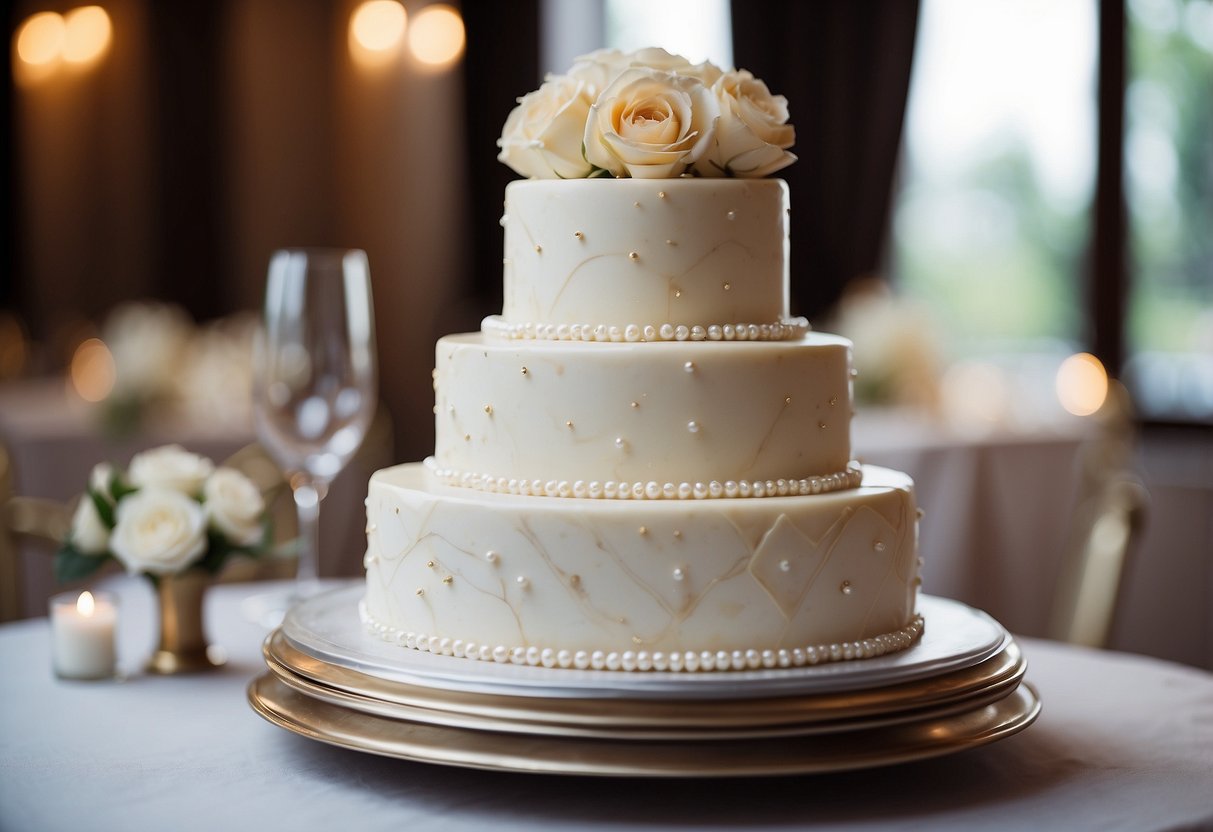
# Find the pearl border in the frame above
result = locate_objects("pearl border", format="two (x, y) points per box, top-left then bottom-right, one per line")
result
(482, 315), (810, 343)
(360, 602), (925, 673)
(423, 457), (864, 500)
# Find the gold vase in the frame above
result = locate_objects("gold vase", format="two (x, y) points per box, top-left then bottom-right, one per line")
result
(146, 569), (225, 674)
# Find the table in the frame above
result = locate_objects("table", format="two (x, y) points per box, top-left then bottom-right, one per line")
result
(2, 579), (1211, 832)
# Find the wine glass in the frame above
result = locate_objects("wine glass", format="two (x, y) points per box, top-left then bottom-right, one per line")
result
(245, 248), (377, 626)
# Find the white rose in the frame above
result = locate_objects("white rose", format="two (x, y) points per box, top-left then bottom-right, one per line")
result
(89, 462), (115, 501)
(203, 468), (265, 547)
(69, 495), (110, 555)
(584, 68), (720, 179)
(498, 77), (594, 179)
(127, 444), (214, 495)
(695, 70), (796, 178)
(109, 488), (207, 575)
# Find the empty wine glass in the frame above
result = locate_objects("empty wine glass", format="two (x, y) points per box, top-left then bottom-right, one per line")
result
(245, 248), (377, 626)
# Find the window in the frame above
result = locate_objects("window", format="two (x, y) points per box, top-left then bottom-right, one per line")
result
(1123, 0), (1213, 420)
(892, 0), (1098, 359)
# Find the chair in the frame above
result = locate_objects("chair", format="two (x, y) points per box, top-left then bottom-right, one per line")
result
(0, 442), (74, 622)
(1048, 381), (1150, 648)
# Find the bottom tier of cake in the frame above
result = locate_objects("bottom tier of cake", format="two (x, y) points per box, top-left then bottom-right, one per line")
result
(363, 464), (922, 671)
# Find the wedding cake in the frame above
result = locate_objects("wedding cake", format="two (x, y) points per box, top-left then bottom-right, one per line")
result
(361, 49), (924, 672)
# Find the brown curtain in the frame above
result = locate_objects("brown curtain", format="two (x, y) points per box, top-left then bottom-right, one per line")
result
(732, 0), (920, 321)
(459, 1), (541, 326)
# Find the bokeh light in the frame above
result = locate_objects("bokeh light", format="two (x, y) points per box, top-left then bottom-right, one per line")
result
(408, 5), (465, 69)
(14, 11), (65, 67)
(63, 6), (112, 65)
(350, 0), (407, 63)
(1056, 352), (1109, 416)
(70, 338), (117, 402)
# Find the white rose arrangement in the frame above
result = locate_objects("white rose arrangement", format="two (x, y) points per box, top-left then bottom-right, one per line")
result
(497, 47), (796, 180)
(56, 445), (270, 582)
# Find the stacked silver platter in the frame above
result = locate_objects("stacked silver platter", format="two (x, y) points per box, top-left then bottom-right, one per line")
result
(249, 588), (1039, 776)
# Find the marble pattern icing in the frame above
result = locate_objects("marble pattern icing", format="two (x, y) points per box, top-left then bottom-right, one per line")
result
(363, 464), (919, 657)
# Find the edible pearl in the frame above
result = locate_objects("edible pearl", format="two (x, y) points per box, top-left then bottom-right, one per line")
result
(614, 437), (626, 450)
(687, 420), (700, 433)
(485, 550), (498, 563)
(517, 576), (530, 589)
(779, 559), (791, 572)
(684, 360), (695, 373)
(726, 210), (736, 221)
(628, 251), (639, 261)
(673, 567), (685, 581)
(840, 580), (853, 595)
(874, 541), (887, 552)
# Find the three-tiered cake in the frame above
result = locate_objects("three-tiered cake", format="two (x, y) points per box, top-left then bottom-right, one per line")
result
(361, 48), (924, 672)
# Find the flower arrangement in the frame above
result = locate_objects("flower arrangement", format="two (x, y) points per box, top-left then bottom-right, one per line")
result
(497, 47), (796, 180)
(55, 445), (270, 583)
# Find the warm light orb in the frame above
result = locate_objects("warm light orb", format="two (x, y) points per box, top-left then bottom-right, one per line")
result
(14, 11), (65, 66)
(77, 591), (96, 617)
(408, 5), (465, 69)
(1056, 352), (1108, 416)
(350, 0), (407, 53)
(63, 6), (112, 65)
(70, 338), (117, 402)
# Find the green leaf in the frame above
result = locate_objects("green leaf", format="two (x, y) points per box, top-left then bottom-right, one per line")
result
(54, 545), (108, 583)
(110, 472), (139, 501)
(88, 489), (115, 529)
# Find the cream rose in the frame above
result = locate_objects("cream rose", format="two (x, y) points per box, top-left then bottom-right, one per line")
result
(127, 444), (214, 495)
(69, 495), (110, 555)
(564, 48), (632, 99)
(694, 70), (796, 178)
(498, 77), (595, 179)
(109, 488), (207, 575)
(584, 68), (720, 179)
(203, 467), (265, 547)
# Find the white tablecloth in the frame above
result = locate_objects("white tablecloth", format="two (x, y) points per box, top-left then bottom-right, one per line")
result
(1, 579), (1211, 832)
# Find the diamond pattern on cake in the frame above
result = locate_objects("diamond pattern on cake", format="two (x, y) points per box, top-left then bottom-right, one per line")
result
(749, 513), (842, 619)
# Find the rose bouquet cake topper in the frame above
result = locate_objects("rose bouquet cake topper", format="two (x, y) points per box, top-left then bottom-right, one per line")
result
(498, 47), (796, 180)
(56, 444), (271, 582)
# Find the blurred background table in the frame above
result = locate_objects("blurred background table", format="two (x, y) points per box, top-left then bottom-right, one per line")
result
(0, 378), (389, 618)
(0, 578), (1210, 832)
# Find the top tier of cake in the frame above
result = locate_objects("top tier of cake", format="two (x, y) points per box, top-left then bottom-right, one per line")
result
(499, 178), (792, 334)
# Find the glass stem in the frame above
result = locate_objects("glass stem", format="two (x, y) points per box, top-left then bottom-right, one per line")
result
(292, 480), (323, 586)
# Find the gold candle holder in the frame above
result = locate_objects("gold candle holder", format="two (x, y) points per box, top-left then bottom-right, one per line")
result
(146, 570), (225, 674)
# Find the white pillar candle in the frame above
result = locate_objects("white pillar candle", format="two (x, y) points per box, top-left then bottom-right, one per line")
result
(49, 590), (118, 680)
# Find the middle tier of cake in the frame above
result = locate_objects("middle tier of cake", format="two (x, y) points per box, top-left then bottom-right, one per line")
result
(432, 331), (856, 491)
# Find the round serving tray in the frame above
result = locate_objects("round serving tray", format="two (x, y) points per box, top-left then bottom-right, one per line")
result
(248, 673), (1041, 777)
(281, 589), (1009, 700)
(263, 628), (1027, 738)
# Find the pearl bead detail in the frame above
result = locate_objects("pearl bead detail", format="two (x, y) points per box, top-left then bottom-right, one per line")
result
(423, 458), (864, 500)
(684, 361), (695, 373)
(481, 315), (810, 342)
(628, 251), (639, 261)
(516, 576), (530, 589)
(874, 541), (887, 552)
(687, 420), (700, 433)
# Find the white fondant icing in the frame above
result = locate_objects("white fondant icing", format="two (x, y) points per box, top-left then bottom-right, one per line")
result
(503, 179), (789, 329)
(433, 332), (855, 487)
(363, 463), (920, 657)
